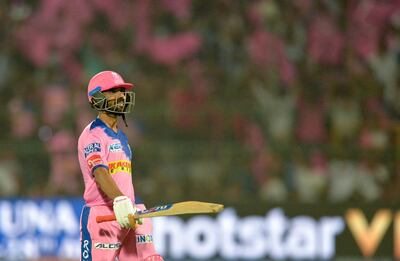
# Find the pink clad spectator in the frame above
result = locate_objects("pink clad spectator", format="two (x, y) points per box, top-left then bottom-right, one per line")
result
(73, 92), (97, 132)
(148, 33), (202, 66)
(247, 30), (296, 86)
(347, 0), (400, 60)
(8, 98), (37, 139)
(246, 1), (296, 85)
(15, 0), (134, 81)
(296, 89), (327, 144)
(133, 0), (152, 53)
(308, 15), (344, 65)
(133, 0), (201, 66)
(46, 130), (80, 195)
(15, 0), (93, 67)
(90, 0), (131, 30)
(170, 60), (210, 130)
(42, 86), (69, 127)
(233, 116), (271, 187)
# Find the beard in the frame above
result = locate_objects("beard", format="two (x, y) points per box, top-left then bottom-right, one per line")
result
(107, 97), (125, 113)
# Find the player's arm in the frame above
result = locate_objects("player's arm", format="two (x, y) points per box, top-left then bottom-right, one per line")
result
(93, 166), (124, 199)
(93, 166), (136, 228)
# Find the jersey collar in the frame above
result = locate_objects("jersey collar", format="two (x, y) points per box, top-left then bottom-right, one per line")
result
(90, 117), (119, 136)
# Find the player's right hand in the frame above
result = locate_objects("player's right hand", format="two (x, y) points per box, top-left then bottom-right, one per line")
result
(113, 196), (136, 228)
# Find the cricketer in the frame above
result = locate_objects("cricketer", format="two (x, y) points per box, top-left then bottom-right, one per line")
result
(77, 71), (163, 261)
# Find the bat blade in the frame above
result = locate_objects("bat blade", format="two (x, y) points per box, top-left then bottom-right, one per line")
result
(134, 201), (224, 219)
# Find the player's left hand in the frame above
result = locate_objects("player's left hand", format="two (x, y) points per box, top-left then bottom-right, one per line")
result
(113, 196), (136, 228)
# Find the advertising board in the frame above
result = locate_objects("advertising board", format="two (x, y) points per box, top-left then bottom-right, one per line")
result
(0, 198), (397, 260)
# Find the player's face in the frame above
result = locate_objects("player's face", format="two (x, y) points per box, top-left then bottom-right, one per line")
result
(103, 88), (126, 112)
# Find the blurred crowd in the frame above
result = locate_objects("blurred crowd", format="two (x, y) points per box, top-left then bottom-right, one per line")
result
(0, 0), (399, 206)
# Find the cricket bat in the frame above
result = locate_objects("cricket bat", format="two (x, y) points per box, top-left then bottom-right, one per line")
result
(96, 201), (224, 223)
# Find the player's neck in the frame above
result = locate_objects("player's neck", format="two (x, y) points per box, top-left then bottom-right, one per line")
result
(98, 112), (118, 133)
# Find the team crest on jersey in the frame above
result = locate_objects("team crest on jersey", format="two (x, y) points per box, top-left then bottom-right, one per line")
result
(84, 143), (101, 157)
(87, 154), (102, 169)
(109, 143), (122, 153)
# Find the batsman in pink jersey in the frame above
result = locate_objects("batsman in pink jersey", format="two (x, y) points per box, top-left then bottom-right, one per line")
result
(78, 70), (164, 261)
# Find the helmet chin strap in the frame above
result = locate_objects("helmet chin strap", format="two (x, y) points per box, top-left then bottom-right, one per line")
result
(122, 114), (128, 127)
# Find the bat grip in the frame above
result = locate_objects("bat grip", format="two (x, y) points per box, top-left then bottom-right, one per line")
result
(96, 214), (116, 223)
(96, 214), (136, 224)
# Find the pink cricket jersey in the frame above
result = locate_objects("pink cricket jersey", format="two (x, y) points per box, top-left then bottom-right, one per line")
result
(78, 117), (135, 206)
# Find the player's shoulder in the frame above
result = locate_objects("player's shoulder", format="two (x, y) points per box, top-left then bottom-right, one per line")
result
(79, 121), (93, 138)
(78, 120), (104, 145)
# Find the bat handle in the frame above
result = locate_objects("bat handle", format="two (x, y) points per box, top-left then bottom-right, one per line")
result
(96, 214), (136, 224)
(96, 214), (116, 223)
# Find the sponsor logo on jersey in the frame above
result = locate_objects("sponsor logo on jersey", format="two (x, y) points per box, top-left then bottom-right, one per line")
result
(108, 160), (131, 174)
(87, 154), (102, 169)
(109, 143), (122, 153)
(84, 143), (101, 157)
(136, 235), (153, 244)
(94, 242), (121, 249)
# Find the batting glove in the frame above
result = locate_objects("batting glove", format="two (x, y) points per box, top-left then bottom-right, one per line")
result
(113, 196), (136, 228)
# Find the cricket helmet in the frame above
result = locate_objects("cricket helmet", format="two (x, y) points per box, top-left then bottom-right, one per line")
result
(87, 70), (135, 114)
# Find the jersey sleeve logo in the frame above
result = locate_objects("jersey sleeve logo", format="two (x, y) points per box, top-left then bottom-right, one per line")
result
(87, 154), (103, 169)
(84, 143), (101, 158)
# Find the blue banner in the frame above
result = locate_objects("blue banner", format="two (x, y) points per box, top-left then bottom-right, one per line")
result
(0, 198), (84, 260)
